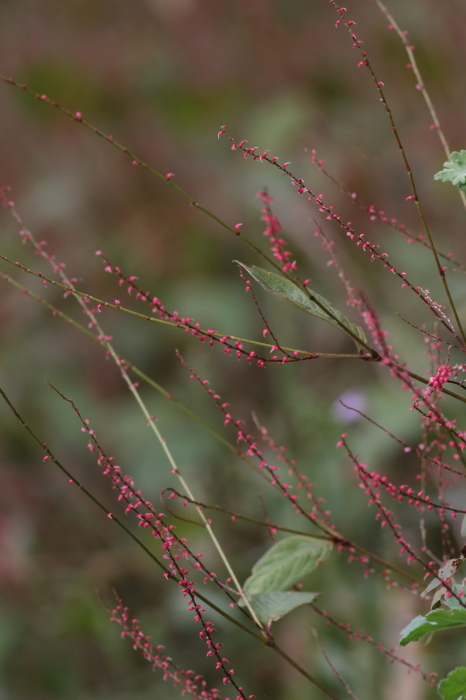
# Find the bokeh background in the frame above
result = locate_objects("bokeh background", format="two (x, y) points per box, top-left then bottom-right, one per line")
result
(1, 1), (466, 698)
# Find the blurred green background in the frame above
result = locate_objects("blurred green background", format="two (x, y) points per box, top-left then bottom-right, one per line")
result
(1, 1), (466, 698)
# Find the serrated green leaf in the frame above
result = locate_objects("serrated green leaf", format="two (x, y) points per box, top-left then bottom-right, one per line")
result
(235, 262), (367, 350)
(243, 536), (333, 596)
(434, 151), (466, 191)
(243, 591), (320, 626)
(438, 667), (466, 700)
(400, 609), (466, 646)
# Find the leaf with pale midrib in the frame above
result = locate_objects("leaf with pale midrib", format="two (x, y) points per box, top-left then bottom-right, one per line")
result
(243, 536), (333, 596)
(236, 262), (367, 351)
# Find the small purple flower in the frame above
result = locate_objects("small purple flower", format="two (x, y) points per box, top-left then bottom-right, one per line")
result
(333, 389), (366, 423)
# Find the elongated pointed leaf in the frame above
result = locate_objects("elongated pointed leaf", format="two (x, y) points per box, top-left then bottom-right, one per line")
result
(244, 536), (333, 596)
(245, 591), (319, 626)
(400, 609), (466, 646)
(438, 667), (466, 700)
(236, 263), (367, 350)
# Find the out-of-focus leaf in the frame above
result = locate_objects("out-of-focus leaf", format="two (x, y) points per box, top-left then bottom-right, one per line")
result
(444, 585), (466, 611)
(431, 587), (447, 610)
(245, 591), (319, 626)
(235, 262), (367, 350)
(461, 514), (466, 537)
(421, 558), (463, 599)
(438, 667), (466, 700)
(243, 536), (333, 596)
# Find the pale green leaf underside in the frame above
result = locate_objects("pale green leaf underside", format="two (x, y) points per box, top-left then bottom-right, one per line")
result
(421, 558), (463, 599)
(243, 535), (333, 596)
(245, 591), (319, 626)
(400, 608), (466, 646)
(438, 667), (466, 700)
(236, 263), (367, 350)
(434, 151), (466, 191)
(442, 585), (466, 612)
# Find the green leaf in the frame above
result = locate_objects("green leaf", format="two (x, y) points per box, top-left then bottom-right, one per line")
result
(244, 591), (320, 627)
(461, 514), (466, 538)
(438, 667), (466, 700)
(421, 558), (463, 599)
(400, 609), (466, 646)
(431, 587), (447, 610)
(444, 585), (466, 611)
(434, 151), (466, 191)
(235, 262), (367, 350)
(243, 536), (333, 596)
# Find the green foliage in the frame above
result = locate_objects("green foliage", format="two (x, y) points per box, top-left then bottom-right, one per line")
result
(243, 535), (333, 596)
(460, 515), (466, 538)
(434, 151), (466, 191)
(240, 536), (331, 629)
(421, 558), (464, 600)
(400, 608), (466, 646)
(235, 262), (367, 350)
(438, 667), (466, 700)
(245, 591), (320, 628)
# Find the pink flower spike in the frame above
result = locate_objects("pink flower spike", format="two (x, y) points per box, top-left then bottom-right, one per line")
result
(234, 223), (242, 231)
(165, 173), (175, 180)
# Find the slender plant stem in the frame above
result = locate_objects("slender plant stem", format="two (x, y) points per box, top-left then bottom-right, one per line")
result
(268, 641), (340, 700)
(164, 490), (423, 585)
(0, 385), (348, 696)
(1, 71), (464, 350)
(0, 269), (426, 590)
(373, 0), (466, 213)
(310, 151), (466, 271)
(0, 253), (360, 360)
(3, 258), (466, 408)
(0, 74), (380, 356)
(329, 2), (466, 346)
(0, 183), (266, 629)
(0, 75), (296, 281)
